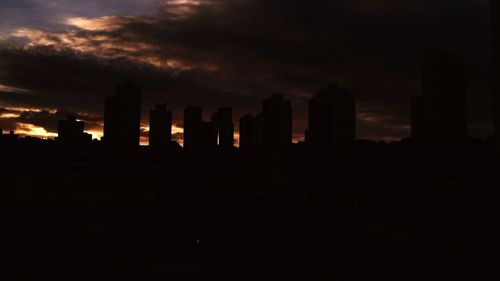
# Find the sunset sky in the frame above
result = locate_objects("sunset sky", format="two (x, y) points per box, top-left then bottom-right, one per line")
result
(0, 0), (495, 144)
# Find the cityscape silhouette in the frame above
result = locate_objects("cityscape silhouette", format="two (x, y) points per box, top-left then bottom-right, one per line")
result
(0, 0), (498, 280)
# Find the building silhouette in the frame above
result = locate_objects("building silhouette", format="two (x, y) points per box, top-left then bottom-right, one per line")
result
(104, 81), (142, 148)
(210, 112), (219, 148)
(183, 106), (202, 152)
(262, 94), (292, 153)
(212, 107), (234, 150)
(3, 130), (18, 142)
(149, 103), (172, 149)
(307, 83), (356, 150)
(494, 0), (500, 151)
(413, 51), (468, 145)
(254, 112), (265, 151)
(411, 97), (425, 144)
(239, 114), (255, 150)
(199, 121), (218, 151)
(57, 115), (92, 144)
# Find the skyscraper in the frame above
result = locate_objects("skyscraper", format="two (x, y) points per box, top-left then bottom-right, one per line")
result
(199, 121), (218, 151)
(149, 103), (172, 149)
(254, 112), (265, 151)
(57, 115), (92, 144)
(307, 83), (356, 150)
(262, 94), (292, 153)
(411, 97), (425, 144)
(104, 81), (142, 148)
(183, 106), (202, 152)
(212, 107), (234, 149)
(494, 0), (500, 151)
(421, 51), (468, 145)
(239, 114), (255, 150)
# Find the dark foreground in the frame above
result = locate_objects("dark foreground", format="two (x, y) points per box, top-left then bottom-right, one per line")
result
(0, 141), (496, 280)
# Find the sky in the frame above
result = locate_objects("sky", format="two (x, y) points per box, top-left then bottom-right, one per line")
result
(0, 0), (495, 145)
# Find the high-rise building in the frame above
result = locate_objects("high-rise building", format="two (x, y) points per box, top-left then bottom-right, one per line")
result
(307, 83), (356, 149)
(149, 103), (172, 149)
(239, 114), (255, 150)
(255, 112), (265, 151)
(262, 94), (292, 153)
(199, 121), (218, 151)
(212, 107), (234, 149)
(411, 97), (425, 144)
(210, 111), (220, 147)
(104, 81), (142, 148)
(183, 106), (202, 152)
(494, 0), (500, 151)
(58, 115), (92, 144)
(420, 51), (468, 145)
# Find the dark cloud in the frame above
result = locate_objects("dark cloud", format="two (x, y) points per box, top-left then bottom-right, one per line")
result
(0, 105), (102, 137)
(0, 0), (494, 141)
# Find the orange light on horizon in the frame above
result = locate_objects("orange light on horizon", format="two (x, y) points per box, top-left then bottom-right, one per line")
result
(15, 123), (57, 138)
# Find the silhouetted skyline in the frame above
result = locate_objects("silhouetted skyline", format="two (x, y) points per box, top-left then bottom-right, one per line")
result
(0, 2), (497, 281)
(0, 0), (495, 142)
(1, 76), (496, 151)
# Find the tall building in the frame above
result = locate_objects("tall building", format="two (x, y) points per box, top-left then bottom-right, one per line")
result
(420, 51), (468, 145)
(210, 111), (219, 147)
(254, 112), (265, 151)
(239, 114), (255, 150)
(199, 121), (218, 151)
(262, 94), (292, 153)
(58, 115), (92, 144)
(183, 106), (203, 152)
(411, 97), (425, 144)
(149, 103), (172, 149)
(307, 83), (356, 149)
(212, 107), (234, 149)
(494, 0), (500, 151)
(104, 81), (142, 148)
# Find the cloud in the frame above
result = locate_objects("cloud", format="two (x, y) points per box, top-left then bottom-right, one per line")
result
(0, 105), (103, 138)
(0, 0), (495, 141)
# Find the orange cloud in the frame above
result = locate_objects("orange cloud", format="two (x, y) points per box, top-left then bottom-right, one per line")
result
(65, 16), (124, 31)
(9, 16), (218, 73)
(15, 123), (57, 138)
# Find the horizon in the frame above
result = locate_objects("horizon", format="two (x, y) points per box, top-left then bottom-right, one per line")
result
(0, 0), (495, 144)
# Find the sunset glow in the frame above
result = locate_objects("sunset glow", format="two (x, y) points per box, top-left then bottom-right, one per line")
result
(0, 0), (494, 143)
(0, 113), (21, 118)
(65, 16), (122, 32)
(15, 123), (57, 138)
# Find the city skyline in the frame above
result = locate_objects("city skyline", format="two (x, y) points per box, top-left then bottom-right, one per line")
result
(0, 0), (495, 144)
(0, 76), (490, 148)
(0, 2), (496, 279)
